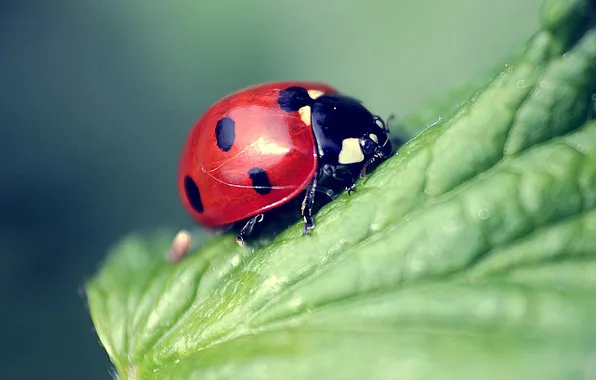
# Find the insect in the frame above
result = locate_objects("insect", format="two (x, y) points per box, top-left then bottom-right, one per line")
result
(178, 81), (393, 245)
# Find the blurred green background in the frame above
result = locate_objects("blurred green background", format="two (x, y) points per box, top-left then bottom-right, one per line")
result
(1, 0), (542, 378)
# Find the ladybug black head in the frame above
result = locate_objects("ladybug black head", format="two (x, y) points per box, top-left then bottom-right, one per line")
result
(310, 94), (392, 172)
(358, 115), (392, 177)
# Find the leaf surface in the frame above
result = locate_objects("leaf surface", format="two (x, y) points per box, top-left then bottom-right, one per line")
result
(86, 1), (596, 378)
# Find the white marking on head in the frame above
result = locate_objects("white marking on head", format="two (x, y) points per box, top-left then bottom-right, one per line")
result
(369, 133), (378, 143)
(338, 138), (365, 164)
(375, 118), (384, 129)
(298, 105), (311, 126)
(307, 89), (325, 100)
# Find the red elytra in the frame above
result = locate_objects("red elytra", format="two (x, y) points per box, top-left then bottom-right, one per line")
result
(178, 81), (338, 228)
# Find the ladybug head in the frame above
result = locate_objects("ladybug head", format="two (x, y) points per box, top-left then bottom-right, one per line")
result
(310, 94), (393, 175)
(361, 115), (392, 158)
(356, 114), (392, 177)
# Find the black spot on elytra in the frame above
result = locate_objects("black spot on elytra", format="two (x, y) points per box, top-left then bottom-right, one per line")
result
(215, 117), (235, 152)
(277, 86), (313, 112)
(184, 176), (204, 213)
(248, 167), (272, 195)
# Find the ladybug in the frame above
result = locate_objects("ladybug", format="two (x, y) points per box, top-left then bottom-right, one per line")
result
(178, 82), (393, 245)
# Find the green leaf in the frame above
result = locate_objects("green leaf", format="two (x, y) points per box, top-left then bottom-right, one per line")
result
(86, 0), (596, 378)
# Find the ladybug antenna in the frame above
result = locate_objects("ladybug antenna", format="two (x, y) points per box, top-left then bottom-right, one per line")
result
(385, 114), (396, 133)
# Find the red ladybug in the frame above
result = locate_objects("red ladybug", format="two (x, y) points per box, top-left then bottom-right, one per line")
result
(178, 81), (392, 245)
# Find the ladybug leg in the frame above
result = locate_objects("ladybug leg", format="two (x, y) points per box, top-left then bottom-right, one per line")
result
(324, 164), (357, 195)
(322, 164), (335, 177)
(301, 177), (318, 235)
(236, 214), (264, 246)
(345, 181), (357, 195)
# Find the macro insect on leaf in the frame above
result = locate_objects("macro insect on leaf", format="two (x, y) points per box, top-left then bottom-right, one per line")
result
(178, 82), (395, 245)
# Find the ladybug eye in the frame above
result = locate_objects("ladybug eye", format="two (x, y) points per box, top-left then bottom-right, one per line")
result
(361, 138), (377, 155)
